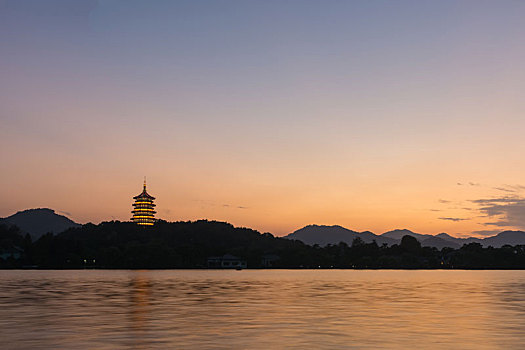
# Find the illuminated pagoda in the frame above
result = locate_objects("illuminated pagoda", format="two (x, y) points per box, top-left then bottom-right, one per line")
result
(131, 178), (156, 226)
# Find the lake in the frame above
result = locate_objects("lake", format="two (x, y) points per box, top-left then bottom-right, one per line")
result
(1, 270), (524, 349)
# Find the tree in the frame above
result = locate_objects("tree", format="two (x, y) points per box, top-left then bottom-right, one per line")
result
(400, 235), (421, 254)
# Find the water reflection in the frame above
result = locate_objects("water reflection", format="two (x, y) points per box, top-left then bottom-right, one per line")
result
(0, 270), (525, 349)
(129, 272), (151, 349)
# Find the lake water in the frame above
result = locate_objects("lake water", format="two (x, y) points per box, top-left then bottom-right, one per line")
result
(1, 270), (524, 349)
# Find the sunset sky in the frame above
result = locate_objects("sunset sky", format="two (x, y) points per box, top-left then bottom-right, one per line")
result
(2, 0), (525, 237)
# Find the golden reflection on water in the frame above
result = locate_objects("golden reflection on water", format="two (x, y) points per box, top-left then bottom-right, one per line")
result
(0, 270), (524, 349)
(129, 272), (151, 349)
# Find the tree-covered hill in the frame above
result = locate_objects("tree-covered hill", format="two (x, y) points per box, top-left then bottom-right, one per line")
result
(1, 220), (525, 269)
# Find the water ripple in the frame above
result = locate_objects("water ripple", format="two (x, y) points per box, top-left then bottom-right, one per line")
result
(1, 270), (525, 349)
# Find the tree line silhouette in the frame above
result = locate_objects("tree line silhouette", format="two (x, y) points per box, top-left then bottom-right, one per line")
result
(1, 220), (525, 269)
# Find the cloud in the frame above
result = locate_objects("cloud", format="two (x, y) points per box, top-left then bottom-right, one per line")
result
(438, 217), (470, 222)
(223, 204), (248, 210)
(493, 187), (515, 193)
(483, 221), (511, 227)
(492, 184), (525, 193)
(472, 196), (523, 205)
(470, 229), (502, 237)
(57, 210), (72, 217)
(471, 196), (525, 229)
(438, 199), (451, 204)
(429, 209), (442, 212)
(457, 182), (480, 186)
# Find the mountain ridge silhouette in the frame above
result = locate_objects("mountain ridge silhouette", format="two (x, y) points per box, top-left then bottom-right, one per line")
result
(3, 208), (525, 248)
(285, 225), (525, 248)
(0, 208), (80, 240)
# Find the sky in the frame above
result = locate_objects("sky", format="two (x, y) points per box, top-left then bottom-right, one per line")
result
(1, 0), (525, 237)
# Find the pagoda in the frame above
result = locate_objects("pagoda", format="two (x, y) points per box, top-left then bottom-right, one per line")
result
(131, 178), (156, 226)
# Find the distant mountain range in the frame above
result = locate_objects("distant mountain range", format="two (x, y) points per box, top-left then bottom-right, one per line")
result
(284, 225), (525, 249)
(3, 208), (525, 249)
(285, 225), (398, 247)
(0, 208), (80, 240)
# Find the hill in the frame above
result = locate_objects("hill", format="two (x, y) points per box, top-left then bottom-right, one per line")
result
(0, 208), (80, 240)
(382, 229), (432, 241)
(284, 225), (396, 246)
(421, 236), (460, 249)
(481, 231), (525, 248)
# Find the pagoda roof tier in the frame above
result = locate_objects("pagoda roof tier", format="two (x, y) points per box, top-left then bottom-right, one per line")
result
(133, 190), (155, 200)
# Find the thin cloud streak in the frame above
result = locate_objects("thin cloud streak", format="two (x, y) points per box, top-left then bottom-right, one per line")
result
(438, 217), (470, 222)
(493, 187), (516, 193)
(471, 229), (503, 237)
(492, 184), (525, 193)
